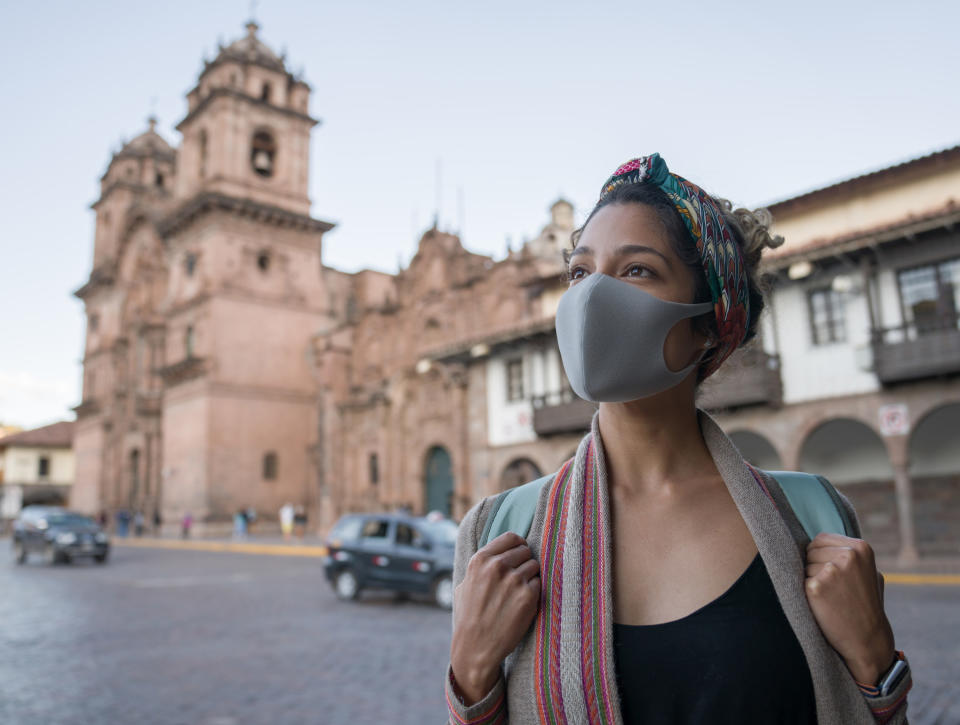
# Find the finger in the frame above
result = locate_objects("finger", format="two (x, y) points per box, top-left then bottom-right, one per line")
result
(481, 531), (528, 556)
(807, 532), (858, 550)
(515, 557), (540, 582)
(878, 571), (885, 603)
(496, 544), (536, 570)
(806, 562), (830, 578)
(806, 545), (853, 564)
(526, 575), (541, 596)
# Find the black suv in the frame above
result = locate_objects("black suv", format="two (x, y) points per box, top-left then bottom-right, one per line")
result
(12, 506), (110, 565)
(323, 512), (457, 609)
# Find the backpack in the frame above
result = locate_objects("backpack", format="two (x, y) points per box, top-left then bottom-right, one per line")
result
(478, 469), (853, 547)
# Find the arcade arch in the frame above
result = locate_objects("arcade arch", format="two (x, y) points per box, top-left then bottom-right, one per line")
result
(908, 403), (960, 555)
(500, 457), (543, 490)
(798, 418), (899, 556)
(728, 431), (783, 471)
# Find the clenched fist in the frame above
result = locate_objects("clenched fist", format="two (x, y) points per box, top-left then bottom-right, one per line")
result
(450, 532), (541, 704)
(805, 533), (896, 685)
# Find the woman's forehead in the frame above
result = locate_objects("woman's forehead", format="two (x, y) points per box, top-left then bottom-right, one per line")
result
(577, 203), (675, 256)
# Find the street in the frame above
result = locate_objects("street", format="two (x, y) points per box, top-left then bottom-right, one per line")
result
(0, 543), (957, 725)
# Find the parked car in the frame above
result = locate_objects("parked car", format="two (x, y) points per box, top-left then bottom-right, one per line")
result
(323, 512), (457, 608)
(12, 506), (110, 565)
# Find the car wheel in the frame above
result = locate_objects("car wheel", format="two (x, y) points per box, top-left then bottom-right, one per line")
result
(13, 541), (27, 565)
(94, 551), (109, 564)
(334, 569), (361, 601)
(433, 574), (453, 610)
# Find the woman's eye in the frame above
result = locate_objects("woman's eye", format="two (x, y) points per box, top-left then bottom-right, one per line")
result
(568, 266), (588, 280)
(625, 264), (651, 278)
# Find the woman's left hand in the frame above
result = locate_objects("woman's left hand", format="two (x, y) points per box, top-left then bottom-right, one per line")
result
(805, 533), (896, 686)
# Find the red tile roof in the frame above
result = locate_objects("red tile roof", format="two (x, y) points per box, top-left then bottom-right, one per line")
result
(0, 421), (75, 449)
(767, 145), (960, 216)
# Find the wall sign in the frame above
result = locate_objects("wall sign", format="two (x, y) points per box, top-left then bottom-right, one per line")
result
(878, 404), (910, 437)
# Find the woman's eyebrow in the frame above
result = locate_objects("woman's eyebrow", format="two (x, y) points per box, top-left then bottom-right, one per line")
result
(568, 246), (591, 259)
(614, 244), (673, 270)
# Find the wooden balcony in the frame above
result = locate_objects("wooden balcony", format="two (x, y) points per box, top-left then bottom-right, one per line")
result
(698, 346), (783, 412)
(872, 316), (960, 384)
(531, 390), (597, 437)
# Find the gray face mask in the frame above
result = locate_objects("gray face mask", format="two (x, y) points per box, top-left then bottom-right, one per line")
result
(556, 273), (713, 403)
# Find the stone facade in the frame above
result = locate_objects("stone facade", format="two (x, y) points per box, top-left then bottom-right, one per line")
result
(73, 23), (342, 534)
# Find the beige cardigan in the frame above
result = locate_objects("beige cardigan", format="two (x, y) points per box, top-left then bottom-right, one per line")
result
(445, 410), (910, 724)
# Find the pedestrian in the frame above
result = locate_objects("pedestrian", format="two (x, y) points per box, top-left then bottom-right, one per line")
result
(115, 509), (130, 537)
(245, 507), (257, 535)
(153, 508), (162, 536)
(293, 505), (307, 539)
(134, 511), (145, 537)
(98, 510), (108, 528)
(446, 154), (911, 724)
(279, 502), (294, 540)
(233, 509), (248, 539)
(181, 511), (193, 539)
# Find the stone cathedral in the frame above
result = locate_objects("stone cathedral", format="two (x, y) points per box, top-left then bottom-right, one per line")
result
(72, 22), (578, 534)
(72, 22), (343, 530)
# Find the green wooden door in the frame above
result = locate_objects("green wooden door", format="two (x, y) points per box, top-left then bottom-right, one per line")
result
(424, 446), (453, 516)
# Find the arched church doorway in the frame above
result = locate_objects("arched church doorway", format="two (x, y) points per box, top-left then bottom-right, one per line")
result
(424, 446), (454, 517)
(798, 418), (897, 555)
(909, 402), (960, 555)
(728, 430), (783, 471)
(500, 458), (543, 490)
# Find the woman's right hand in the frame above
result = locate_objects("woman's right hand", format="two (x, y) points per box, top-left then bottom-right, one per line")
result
(450, 532), (541, 704)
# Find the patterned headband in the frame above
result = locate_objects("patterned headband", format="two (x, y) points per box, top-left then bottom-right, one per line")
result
(598, 153), (750, 379)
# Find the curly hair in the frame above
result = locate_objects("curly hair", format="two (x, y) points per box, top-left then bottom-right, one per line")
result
(564, 182), (784, 382)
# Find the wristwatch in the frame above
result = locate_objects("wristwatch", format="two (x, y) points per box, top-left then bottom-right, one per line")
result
(858, 651), (909, 698)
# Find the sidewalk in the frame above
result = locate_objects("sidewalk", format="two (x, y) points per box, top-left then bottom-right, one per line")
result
(112, 534), (329, 558)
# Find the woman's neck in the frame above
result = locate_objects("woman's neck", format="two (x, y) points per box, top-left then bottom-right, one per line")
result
(597, 386), (717, 500)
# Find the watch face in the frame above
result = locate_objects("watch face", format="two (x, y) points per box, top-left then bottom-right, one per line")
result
(879, 659), (908, 697)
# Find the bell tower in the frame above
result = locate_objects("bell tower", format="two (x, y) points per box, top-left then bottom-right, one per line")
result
(174, 21), (315, 215)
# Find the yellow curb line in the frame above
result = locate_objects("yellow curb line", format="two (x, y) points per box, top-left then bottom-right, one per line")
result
(883, 573), (960, 586)
(111, 540), (960, 583)
(114, 538), (328, 558)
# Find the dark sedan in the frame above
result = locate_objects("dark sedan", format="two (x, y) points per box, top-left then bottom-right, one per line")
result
(323, 512), (457, 608)
(12, 506), (110, 565)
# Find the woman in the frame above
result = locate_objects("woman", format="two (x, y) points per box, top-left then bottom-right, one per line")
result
(445, 155), (911, 724)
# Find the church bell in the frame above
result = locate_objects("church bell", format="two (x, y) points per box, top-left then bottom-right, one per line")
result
(253, 149), (272, 173)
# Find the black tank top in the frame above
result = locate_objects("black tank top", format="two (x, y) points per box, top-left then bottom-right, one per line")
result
(612, 553), (817, 724)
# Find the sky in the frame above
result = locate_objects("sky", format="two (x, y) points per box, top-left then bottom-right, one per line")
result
(1, 0), (958, 429)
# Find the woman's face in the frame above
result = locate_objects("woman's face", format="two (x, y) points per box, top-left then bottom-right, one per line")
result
(566, 202), (711, 374)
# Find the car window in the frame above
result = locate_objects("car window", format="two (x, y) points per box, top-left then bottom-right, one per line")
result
(46, 514), (95, 527)
(360, 518), (390, 540)
(331, 517), (362, 541)
(395, 523), (425, 547)
(420, 519), (458, 545)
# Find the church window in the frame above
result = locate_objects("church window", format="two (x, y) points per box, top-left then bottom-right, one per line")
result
(185, 253), (197, 277)
(263, 452), (278, 480)
(184, 325), (195, 358)
(155, 172), (164, 188)
(38, 456), (50, 479)
(251, 131), (276, 178)
(369, 453), (379, 485)
(199, 129), (208, 178)
(261, 82), (271, 102)
(256, 251), (271, 272)
(88, 313), (100, 332)
(230, 73), (238, 87)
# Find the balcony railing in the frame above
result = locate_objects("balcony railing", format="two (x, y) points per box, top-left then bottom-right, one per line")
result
(698, 347), (783, 412)
(531, 389), (597, 436)
(872, 314), (960, 384)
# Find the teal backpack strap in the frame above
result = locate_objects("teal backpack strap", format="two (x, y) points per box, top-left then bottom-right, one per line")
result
(478, 474), (554, 547)
(763, 470), (853, 539)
